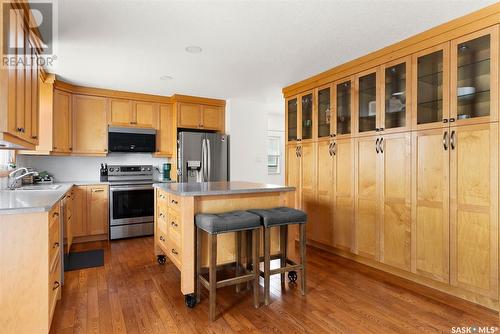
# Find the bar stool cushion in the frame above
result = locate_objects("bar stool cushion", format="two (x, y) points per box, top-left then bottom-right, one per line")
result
(196, 210), (261, 234)
(248, 207), (307, 228)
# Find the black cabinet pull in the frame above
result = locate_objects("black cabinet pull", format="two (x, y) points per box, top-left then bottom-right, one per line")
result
(375, 138), (380, 154)
(450, 130), (456, 150)
(443, 131), (448, 150)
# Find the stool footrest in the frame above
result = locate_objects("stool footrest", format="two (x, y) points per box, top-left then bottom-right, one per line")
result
(217, 273), (255, 289)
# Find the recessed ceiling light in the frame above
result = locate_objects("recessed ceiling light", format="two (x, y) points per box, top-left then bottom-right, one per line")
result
(160, 75), (173, 80)
(185, 45), (202, 53)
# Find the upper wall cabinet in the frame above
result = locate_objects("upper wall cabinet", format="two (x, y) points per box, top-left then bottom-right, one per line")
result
(52, 89), (72, 154)
(412, 43), (450, 130)
(381, 57), (411, 133)
(286, 97), (298, 142)
(299, 91), (314, 141)
(177, 103), (224, 132)
(316, 85), (332, 139)
(72, 95), (108, 155)
(109, 99), (157, 128)
(155, 104), (175, 157)
(355, 68), (381, 136)
(450, 26), (498, 125)
(334, 77), (354, 138)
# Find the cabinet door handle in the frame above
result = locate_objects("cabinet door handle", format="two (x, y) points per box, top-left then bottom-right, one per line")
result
(159, 212), (164, 218)
(443, 131), (448, 150)
(93, 189), (104, 193)
(53, 242), (59, 249)
(171, 199), (178, 205)
(52, 212), (59, 218)
(160, 236), (165, 242)
(328, 142), (333, 156)
(450, 130), (456, 150)
(171, 248), (178, 255)
(332, 142), (336, 156)
(53, 281), (60, 290)
(375, 138), (380, 154)
(171, 221), (178, 227)
(379, 138), (384, 154)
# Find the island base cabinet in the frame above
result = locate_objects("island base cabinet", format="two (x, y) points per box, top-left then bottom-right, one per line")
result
(449, 123), (498, 298)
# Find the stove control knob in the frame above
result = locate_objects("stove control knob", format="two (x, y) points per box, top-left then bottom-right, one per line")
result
(109, 168), (114, 172)
(141, 167), (145, 171)
(147, 167), (151, 171)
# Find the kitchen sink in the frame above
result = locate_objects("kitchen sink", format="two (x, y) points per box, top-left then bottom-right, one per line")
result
(16, 184), (62, 191)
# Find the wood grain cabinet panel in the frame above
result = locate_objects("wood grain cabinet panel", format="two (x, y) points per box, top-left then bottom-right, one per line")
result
(72, 95), (107, 155)
(449, 123), (498, 297)
(52, 90), (72, 154)
(333, 138), (355, 251)
(87, 185), (109, 236)
(178, 103), (202, 128)
(286, 144), (301, 209)
(109, 99), (133, 126)
(411, 128), (450, 283)
(72, 186), (88, 237)
(202, 105), (224, 130)
(134, 101), (157, 127)
(313, 140), (334, 246)
(379, 133), (411, 271)
(155, 104), (175, 157)
(354, 136), (379, 260)
(300, 142), (316, 242)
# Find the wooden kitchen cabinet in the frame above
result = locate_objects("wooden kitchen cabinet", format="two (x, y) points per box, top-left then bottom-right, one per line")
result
(300, 142), (316, 242)
(72, 186), (88, 237)
(52, 89), (72, 154)
(72, 95), (108, 155)
(411, 128), (450, 283)
(177, 103), (224, 131)
(354, 135), (379, 260)
(155, 103), (175, 157)
(314, 140), (334, 245)
(109, 99), (133, 125)
(299, 91), (314, 141)
(286, 143), (301, 208)
(64, 190), (74, 254)
(449, 122), (498, 297)
(333, 138), (355, 251)
(355, 67), (381, 136)
(133, 101), (157, 128)
(379, 132), (411, 271)
(286, 97), (299, 142)
(87, 185), (109, 236)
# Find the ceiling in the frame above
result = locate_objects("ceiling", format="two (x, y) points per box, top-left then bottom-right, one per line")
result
(50, 0), (497, 102)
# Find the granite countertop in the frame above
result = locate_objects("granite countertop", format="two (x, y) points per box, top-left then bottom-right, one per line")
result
(153, 181), (295, 197)
(0, 183), (74, 215)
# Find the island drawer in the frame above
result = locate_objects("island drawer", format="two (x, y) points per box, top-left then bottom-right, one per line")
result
(168, 214), (181, 245)
(167, 239), (182, 269)
(157, 228), (168, 250)
(168, 193), (181, 211)
(157, 189), (169, 207)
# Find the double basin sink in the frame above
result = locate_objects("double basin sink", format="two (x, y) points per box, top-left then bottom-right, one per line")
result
(14, 184), (62, 191)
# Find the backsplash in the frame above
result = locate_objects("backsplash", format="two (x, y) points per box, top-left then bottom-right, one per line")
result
(16, 154), (171, 182)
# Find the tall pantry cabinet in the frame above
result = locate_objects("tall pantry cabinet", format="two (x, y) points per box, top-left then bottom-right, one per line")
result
(284, 20), (500, 309)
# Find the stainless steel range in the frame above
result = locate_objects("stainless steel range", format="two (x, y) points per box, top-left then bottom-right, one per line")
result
(108, 164), (154, 240)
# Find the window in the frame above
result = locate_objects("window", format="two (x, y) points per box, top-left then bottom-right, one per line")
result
(267, 136), (280, 174)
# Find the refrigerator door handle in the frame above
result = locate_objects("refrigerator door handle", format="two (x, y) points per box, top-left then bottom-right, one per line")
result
(207, 139), (211, 181)
(201, 138), (206, 182)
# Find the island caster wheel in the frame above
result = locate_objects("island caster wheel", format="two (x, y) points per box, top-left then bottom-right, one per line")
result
(288, 271), (298, 283)
(185, 294), (197, 308)
(157, 255), (166, 265)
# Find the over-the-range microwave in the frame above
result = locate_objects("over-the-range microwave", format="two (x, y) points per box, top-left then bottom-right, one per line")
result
(108, 127), (156, 153)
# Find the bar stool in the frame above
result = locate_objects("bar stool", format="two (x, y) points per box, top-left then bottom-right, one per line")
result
(195, 210), (261, 321)
(248, 207), (307, 305)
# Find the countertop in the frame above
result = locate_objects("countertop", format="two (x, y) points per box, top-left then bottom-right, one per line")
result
(0, 183), (74, 215)
(153, 181), (295, 197)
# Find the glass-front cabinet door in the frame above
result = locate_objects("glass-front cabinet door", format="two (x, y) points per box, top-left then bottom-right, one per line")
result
(356, 68), (380, 135)
(300, 91), (314, 141)
(334, 77), (353, 138)
(381, 57), (411, 133)
(317, 85), (332, 139)
(412, 43), (450, 129)
(286, 97), (298, 142)
(450, 26), (498, 124)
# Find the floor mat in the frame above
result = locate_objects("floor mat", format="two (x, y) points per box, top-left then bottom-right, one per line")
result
(64, 249), (104, 271)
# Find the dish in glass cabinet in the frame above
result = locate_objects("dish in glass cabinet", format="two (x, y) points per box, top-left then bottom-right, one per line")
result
(457, 86), (476, 97)
(388, 97), (404, 113)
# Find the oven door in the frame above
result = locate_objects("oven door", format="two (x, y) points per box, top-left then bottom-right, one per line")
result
(109, 185), (154, 226)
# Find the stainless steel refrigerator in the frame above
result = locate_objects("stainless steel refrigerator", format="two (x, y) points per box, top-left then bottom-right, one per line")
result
(177, 131), (229, 183)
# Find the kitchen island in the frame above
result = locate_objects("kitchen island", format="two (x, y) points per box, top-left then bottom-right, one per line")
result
(153, 181), (296, 304)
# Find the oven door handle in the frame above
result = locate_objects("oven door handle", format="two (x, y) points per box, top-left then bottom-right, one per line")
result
(110, 185), (154, 191)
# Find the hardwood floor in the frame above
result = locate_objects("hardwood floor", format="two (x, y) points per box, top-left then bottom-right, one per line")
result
(50, 237), (498, 334)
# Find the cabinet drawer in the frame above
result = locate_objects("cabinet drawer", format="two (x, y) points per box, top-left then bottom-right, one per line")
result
(168, 193), (181, 211)
(157, 190), (168, 207)
(48, 255), (61, 320)
(167, 239), (182, 269)
(49, 213), (60, 266)
(157, 228), (168, 250)
(167, 213), (181, 245)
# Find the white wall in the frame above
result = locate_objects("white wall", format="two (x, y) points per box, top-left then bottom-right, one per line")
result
(226, 97), (285, 185)
(16, 154), (170, 182)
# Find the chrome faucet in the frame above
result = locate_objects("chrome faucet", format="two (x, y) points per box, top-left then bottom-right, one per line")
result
(8, 168), (39, 190)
